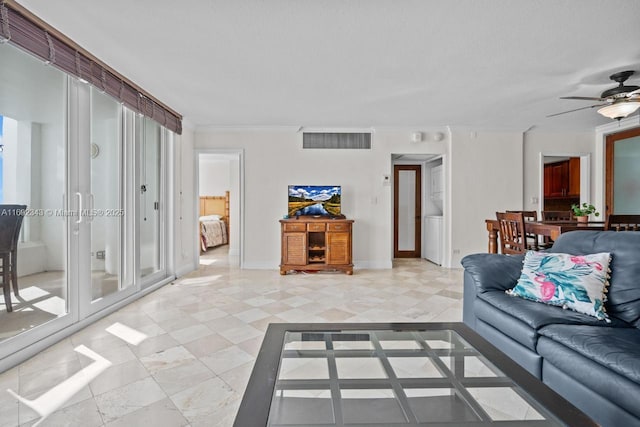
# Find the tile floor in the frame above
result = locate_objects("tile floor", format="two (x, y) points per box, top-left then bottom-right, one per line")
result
(0, 247), (463, 426)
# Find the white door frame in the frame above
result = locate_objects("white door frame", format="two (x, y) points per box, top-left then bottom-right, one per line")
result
(193, 148), (245, 269)
(538, 152), (591, 213)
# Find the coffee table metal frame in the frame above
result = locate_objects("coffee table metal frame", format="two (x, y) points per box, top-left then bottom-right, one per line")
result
(234, 322), (596, 427)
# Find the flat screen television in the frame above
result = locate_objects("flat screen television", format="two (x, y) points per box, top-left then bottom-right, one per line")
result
(288, 185), (341, 217)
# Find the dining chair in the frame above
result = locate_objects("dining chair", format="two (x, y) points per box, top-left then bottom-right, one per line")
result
(539, 210), (574, 248)
(506, 210), (539, 250)
(605, 214), (640, 231)
(0, 204), (26, 312)
(496, 211), (527, 255)
(541, 210), (573, 221)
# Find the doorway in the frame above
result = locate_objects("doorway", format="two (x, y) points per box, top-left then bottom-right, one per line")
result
(196, 151), (243, 267)
(605, 127), (640, 217)
(393, 165), (422, 258)
(541, 154), (590, 213)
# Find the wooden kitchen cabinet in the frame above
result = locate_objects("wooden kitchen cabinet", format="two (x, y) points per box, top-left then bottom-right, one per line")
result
(280, 218), (353, 275)
(567, 157), (581, 197)
(544, 159), (580, 198)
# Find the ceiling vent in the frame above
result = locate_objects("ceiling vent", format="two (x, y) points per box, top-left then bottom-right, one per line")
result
(303, 132), (371, 149)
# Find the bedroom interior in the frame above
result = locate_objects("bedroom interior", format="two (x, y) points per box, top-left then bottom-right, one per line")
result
(199, 192), (230, 252)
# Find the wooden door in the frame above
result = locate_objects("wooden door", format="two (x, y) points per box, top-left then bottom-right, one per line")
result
(606, 127), (640, 218)
(394, 165), (422, 258)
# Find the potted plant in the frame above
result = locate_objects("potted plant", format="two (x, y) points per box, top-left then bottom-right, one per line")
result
(571, 203), (600, 223)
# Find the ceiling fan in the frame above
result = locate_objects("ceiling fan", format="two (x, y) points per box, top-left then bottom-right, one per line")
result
(549, 70), (640, 120)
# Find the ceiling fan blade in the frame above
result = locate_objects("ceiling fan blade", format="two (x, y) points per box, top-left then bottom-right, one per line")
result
(625, 88), (640, 97)
(547, 104), (607, 118)
(559, 96), (604, 101)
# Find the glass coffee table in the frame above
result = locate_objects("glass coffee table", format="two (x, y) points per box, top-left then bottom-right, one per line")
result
(235, 323), (596, 426)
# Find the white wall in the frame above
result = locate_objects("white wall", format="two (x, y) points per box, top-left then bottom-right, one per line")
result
(187, 126), (606, 272)
(228, 157), (240, 257)
(198, 158), (230, 196)
(523, 130), (595, 213)
(194, 128), (448, 269)
(174, 127), (196, 277)
(449, 130), (524, 266)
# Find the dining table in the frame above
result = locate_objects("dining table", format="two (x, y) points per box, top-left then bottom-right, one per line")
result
(485, 219), (606, 254)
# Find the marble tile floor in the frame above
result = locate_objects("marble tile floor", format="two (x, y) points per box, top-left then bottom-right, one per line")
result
(0, 246), (464, 426)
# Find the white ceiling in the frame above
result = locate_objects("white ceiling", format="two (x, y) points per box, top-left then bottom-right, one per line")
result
(16, 0), (640, 132)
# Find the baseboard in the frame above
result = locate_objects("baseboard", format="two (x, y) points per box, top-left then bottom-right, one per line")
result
(242, 260), (394, 270)
(175, 262), (196, 278)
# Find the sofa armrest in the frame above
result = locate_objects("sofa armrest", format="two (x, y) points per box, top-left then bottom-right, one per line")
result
(461, 253), (524, 293)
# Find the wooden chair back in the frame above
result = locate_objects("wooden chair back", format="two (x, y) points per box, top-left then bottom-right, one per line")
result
(507, 210), (538, 222)
(541, 210), (573, 221)
(605, 214), (640, 231)
(496, 211), (527, 254)
(506, 210), (538, 249)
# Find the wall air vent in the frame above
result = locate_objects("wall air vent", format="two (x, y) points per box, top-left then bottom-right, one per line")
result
(303, 132), (372, 149)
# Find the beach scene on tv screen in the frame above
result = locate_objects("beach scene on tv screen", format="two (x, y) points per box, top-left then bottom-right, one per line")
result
(288, 185), (341, 217)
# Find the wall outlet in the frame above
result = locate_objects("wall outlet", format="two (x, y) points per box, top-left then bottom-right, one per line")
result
(96, 250), (106, 260)
(452, 249), (461, 255)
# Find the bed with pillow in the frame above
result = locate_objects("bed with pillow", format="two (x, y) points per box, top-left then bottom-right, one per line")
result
(199, 192), (229, 251)
(462, 231), (640, 427)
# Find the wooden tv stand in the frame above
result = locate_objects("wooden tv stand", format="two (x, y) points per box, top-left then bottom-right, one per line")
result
(280, 217), (354, 275)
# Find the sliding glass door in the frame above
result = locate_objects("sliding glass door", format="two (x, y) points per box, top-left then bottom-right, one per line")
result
(606, 127), (640, 216)
(75, 86), (136, 316)
(0, 40), (173, 364)
(139, 117), (167, 286)
(0, 42), (73, 352)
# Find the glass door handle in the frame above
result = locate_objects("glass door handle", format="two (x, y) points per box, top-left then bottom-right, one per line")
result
(75, 192), (83, 224)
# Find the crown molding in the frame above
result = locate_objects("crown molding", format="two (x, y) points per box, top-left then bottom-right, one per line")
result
(195, 125), (302, 133)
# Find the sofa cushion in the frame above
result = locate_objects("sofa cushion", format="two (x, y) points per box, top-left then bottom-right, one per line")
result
(549, 231), (640, 327)
(461, 253), (524, 293)
(538, 326), (640, 419)
(475, 297), (538, 350)
(475, 291), (627, 350)
(507, 251), (611, 321)
(539, 324), (640, 384)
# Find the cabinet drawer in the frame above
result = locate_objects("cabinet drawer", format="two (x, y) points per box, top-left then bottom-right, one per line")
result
(283, 223), (306, 232)
(307, 223), (326, 232)
(327, 222), (350, 232)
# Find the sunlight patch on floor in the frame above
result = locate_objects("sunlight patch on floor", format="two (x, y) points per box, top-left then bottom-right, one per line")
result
(33, 296), (66, 316)
(106, 322), (148, 346)
(178, 275), (222, 285)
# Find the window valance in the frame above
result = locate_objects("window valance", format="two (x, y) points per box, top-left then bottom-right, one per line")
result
(0, 1), (182, 134)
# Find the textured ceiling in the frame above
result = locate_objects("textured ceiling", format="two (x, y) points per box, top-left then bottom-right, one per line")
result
(15, 0), (640, 131)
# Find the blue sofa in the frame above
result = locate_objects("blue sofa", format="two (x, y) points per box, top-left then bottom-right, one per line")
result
(462, 231), (640, 427)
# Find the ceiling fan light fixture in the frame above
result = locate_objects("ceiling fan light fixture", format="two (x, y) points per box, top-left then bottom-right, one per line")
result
(597, 101), (640, 120)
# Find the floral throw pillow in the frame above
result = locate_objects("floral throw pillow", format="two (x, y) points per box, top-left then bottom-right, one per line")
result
(507, 251), (611, 321)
